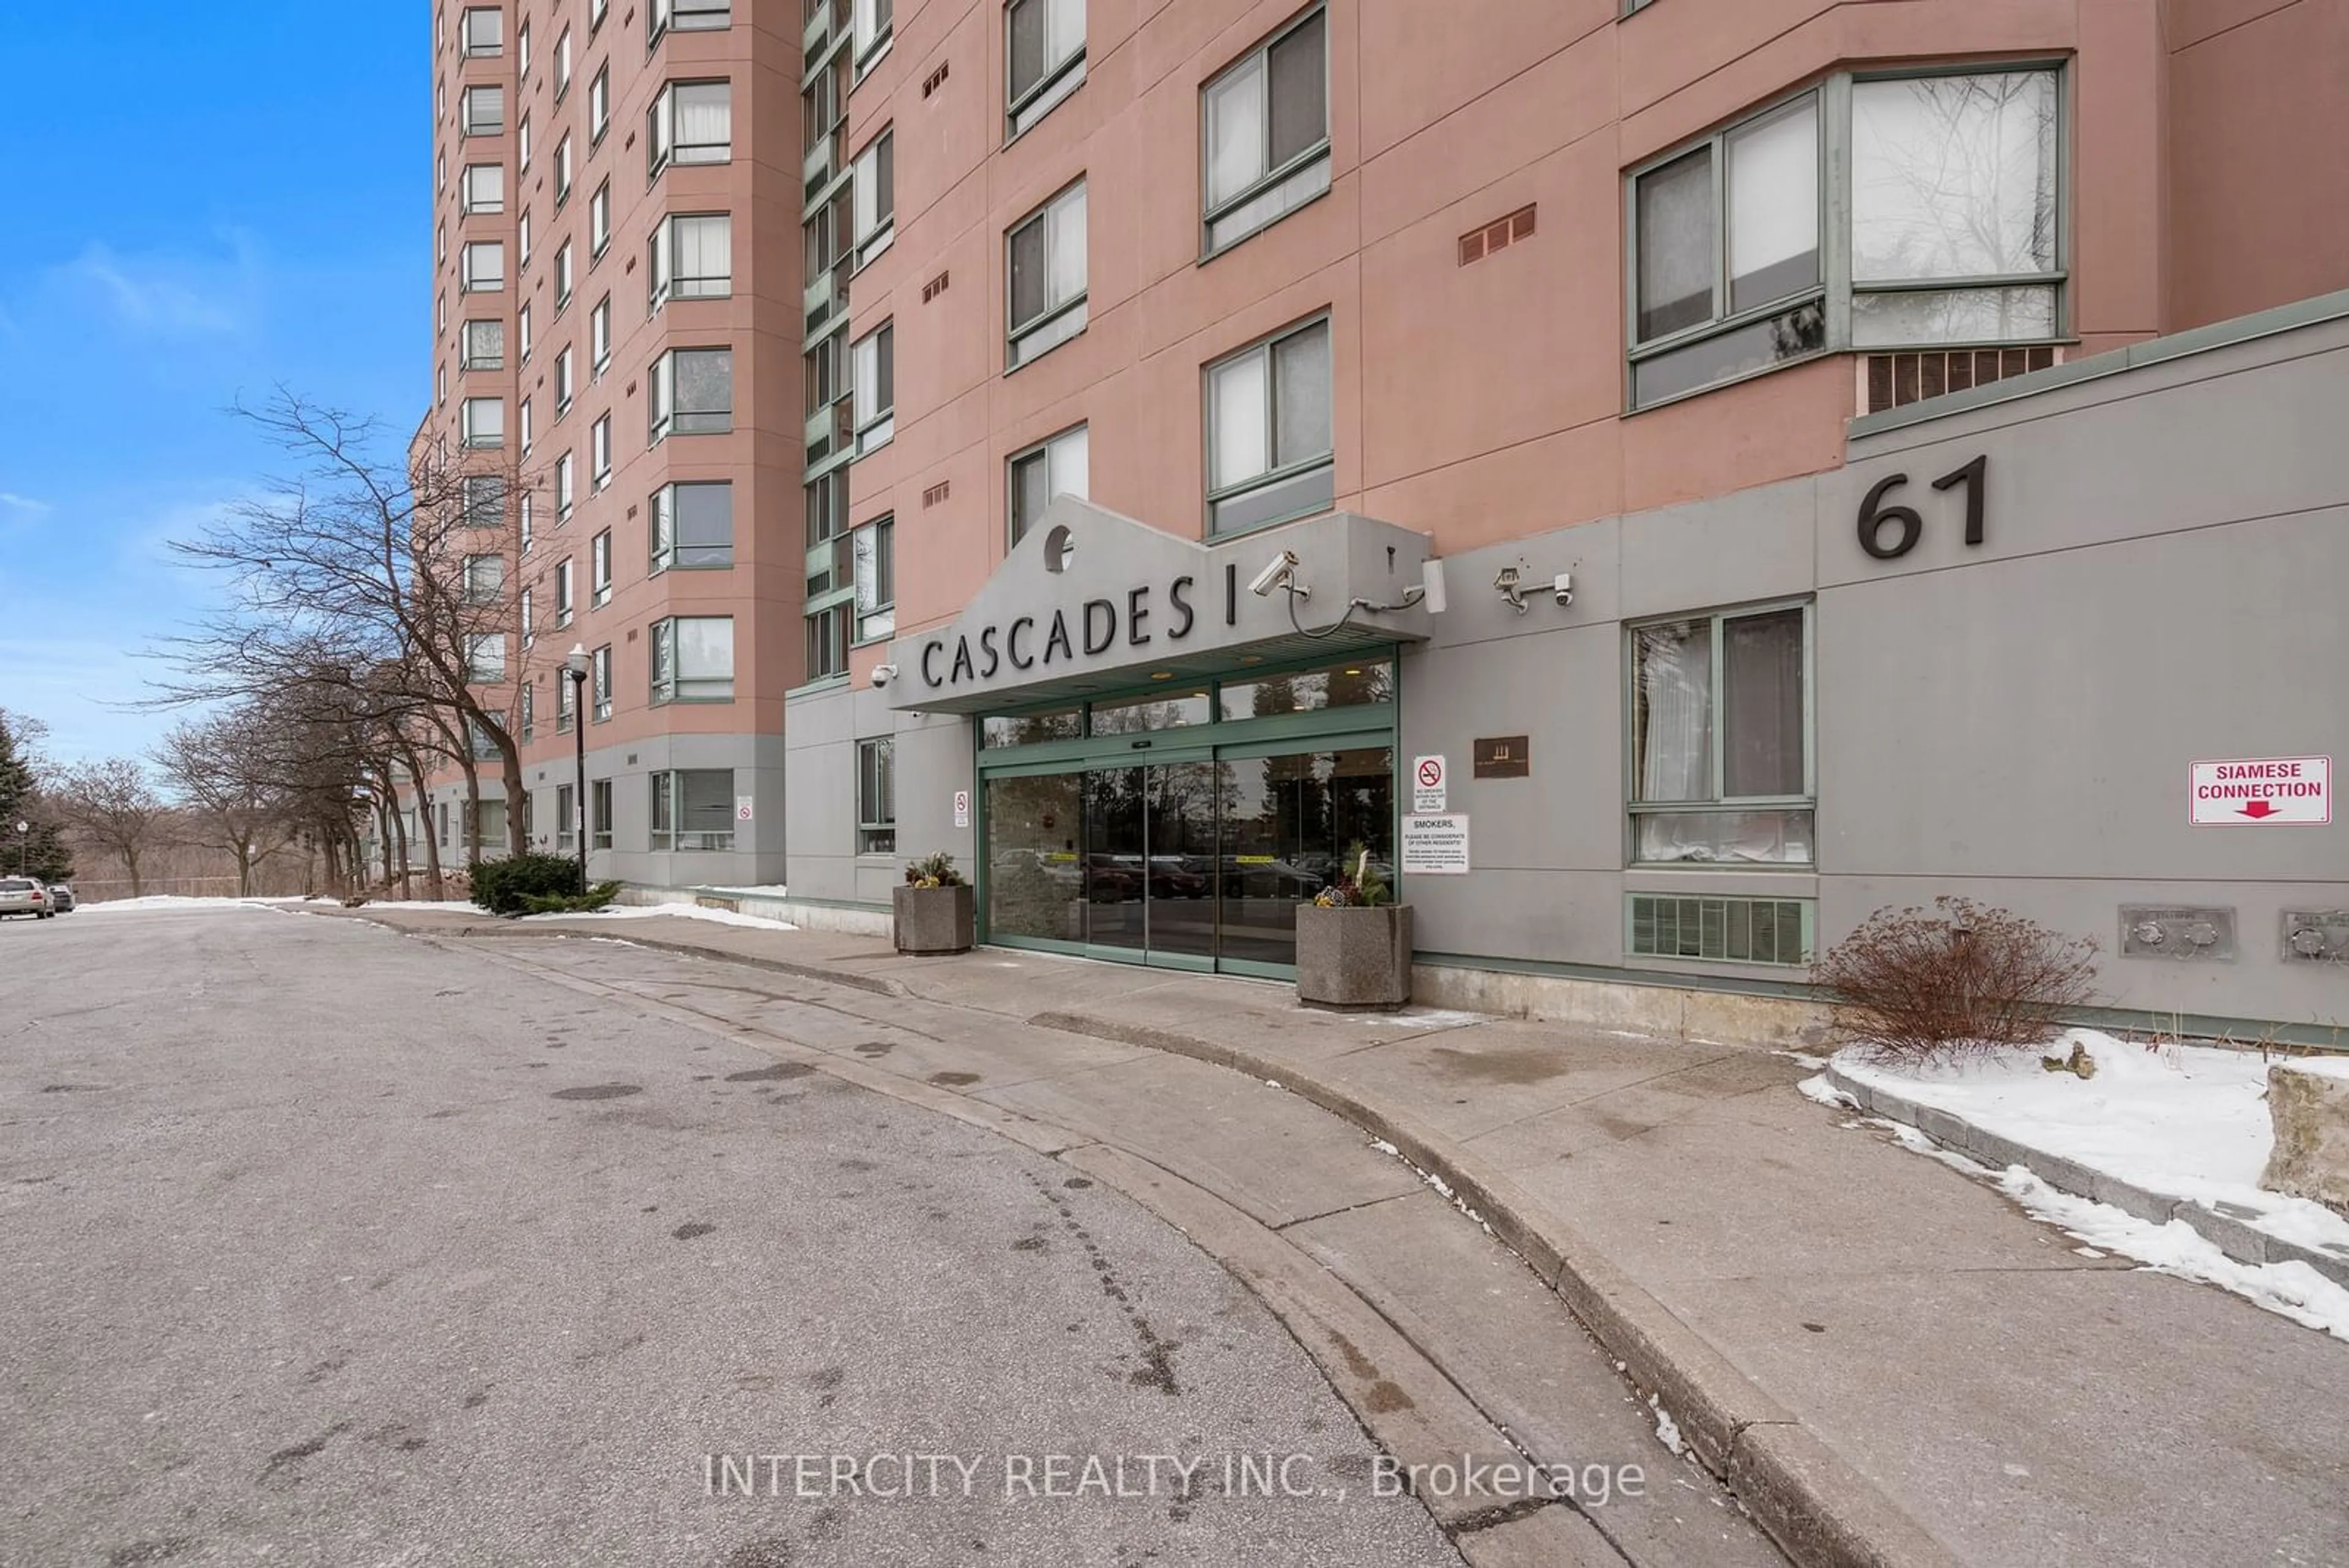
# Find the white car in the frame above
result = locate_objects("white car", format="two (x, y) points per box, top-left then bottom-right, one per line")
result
(0, 877), (55, 919)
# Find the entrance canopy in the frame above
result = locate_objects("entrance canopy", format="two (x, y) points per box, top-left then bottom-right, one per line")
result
(886, 501), (1439, 715)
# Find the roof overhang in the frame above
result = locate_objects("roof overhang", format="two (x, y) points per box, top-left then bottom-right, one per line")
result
(885, 502), (1438, 715)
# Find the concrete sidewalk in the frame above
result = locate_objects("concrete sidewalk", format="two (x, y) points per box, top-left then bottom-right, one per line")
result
(316, 905), (2349, 1568)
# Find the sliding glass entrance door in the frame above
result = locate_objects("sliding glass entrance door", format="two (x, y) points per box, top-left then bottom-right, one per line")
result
(976, 651), (1400, 973)
(1081, 762), (1220, 960)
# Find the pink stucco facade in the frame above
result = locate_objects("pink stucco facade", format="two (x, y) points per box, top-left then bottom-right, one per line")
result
(418, 0), (2346, 885)
(836, 0), (2343, 674)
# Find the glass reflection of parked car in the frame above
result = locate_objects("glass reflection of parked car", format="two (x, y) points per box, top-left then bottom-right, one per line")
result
(1083, 855), (1141, 902)
(1145, 855), (1209, 898)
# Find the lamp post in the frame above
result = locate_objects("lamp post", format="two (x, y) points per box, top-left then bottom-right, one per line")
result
(564, 644), (590, 893)
(13, 820), (26, 877)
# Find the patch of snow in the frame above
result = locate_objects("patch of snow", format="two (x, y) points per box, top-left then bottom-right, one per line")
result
(346, 899), (480, 911)
(519, 901), (799, 932)
(1370, 1139), (1400, 1157)
(1648, 1395), (1687, 1457)
(78, 896), (311, 914)
(1263, 1079), (1283, 1091)
(2280, 1055), (2349, 1083)
(695, 883), (792, 897)
(1778, 1049), (1834, 1070)
(1834, 1029), (2349, 1260)
(1994, 1168), (2349, 1343)
(1797, 1073), (1858, 1110)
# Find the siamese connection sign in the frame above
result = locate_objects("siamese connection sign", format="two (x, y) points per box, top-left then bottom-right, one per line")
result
(2188, 756), (2331, 827)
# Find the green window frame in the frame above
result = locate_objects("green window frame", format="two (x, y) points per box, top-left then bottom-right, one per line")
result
(856, 737), (896, 854)
(1625, 599), (1815, 868)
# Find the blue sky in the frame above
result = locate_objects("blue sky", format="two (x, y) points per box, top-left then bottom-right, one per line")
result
(0, 5), (425, 767)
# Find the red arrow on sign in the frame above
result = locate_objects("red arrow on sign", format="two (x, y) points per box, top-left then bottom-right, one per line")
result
(2239, 800), (2279, 820)
(1418, 760), (1441, 786)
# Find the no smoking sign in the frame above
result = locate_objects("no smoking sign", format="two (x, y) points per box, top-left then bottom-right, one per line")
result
(1412, 755), (1446, 812)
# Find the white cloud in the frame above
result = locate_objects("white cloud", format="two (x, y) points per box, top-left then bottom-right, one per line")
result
(51, 232), (262, 338)
(0, 492), (51, 514)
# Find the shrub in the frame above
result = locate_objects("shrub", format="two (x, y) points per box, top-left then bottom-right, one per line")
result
(518, 881), (622, 915)
(1312, 842), (1393, 908)
(470, 852), (585, 916)
(904, 851), (966, 888)
(1812, 897), (2098, 1065)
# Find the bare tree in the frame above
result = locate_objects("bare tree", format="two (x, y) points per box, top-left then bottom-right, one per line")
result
(53, 758), (169, 897)
(154, 392), (538, 860)
(152, 708), (298, 897)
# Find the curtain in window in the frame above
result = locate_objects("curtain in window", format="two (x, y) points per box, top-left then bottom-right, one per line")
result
(679, 770), (734, 846)
(677, 350), (732, 420)
(676, 86), (730, 153)
(1209, 352), (1267, 488)
(1635, 623), (1710, 803)
(675, 216), (730, 288)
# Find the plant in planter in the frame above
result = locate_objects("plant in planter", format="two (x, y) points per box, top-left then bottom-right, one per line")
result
(1296, 844), (1412, 1010)
(894, 851), (976, 954)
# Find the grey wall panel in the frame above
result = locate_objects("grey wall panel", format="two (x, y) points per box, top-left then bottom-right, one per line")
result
(1819, 507), (2349, 883)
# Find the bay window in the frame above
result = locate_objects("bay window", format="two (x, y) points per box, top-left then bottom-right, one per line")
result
(650, 347), (733, 439)
(462, 396), (505, 448)
(649, 81), (732, 177)
(650, 615), (735, 703)
(462, 85), (505, 136)
(462, 163), (503, 214)
(462, 240), (504, 292)
(651, 769), (735, 851)
(650, 480), (733, 571)
(649, 213), (732, 307)
(1628, 67), (2062, 409)
(462, 319), (504, 370)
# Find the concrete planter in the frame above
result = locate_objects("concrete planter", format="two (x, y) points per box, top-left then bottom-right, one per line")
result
(893, 883), (976, 955)
(1296, 904), (1414, 1011)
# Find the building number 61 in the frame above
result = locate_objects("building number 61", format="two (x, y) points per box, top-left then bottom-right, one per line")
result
(1855, 454), (1988, 560)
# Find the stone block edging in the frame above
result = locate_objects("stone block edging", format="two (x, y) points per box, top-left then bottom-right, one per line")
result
(1820, 1065), (2349, 1288)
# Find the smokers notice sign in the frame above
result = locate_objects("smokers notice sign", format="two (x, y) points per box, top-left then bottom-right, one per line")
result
(2189, 756), (2331, 826)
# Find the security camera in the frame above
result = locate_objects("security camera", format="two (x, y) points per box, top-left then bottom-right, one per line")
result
(1249, 549), (1302, 598)
(1553, 571), (1573, 608)
(870, 663), (898, 688)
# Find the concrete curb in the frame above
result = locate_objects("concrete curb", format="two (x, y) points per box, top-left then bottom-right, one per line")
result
(335, 912), (1958, 1567)
(1821, 1065), (2349, 1289)
(1033, 1010), (1962, 1568)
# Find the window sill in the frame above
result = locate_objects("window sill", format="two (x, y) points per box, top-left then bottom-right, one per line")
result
(1621, 343), (1836, 418)
(1004, 56), (1085, 147)
(787, 674), (854, 698)
(1006, 314), (1085, 376)
(1199, 152), (1332, 265)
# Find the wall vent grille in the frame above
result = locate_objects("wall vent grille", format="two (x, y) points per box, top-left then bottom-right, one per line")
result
(1861, 346), (2061, 415)
(1628, 895), (1813, 966)
(1458, 205), (1536, 267)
